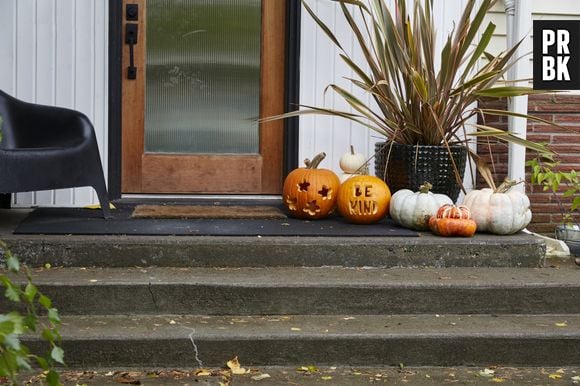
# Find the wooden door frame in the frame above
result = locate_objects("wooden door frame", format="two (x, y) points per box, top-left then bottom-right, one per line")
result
(107, 0), (301, 199)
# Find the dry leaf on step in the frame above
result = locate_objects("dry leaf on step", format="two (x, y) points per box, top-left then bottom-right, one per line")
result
(251, 374), (271, 381)
(227, 356), (248, 375)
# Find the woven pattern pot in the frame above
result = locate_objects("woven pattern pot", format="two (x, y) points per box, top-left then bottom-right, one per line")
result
(374, 142), (467, 201)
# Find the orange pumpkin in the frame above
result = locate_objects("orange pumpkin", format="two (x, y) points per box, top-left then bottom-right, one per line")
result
(337, 175), (391, 224)
(282, 152), (340, 219)
(429, 204), (477, 237)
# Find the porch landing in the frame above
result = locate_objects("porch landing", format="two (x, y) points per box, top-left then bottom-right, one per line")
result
(0, 208), (546, 268)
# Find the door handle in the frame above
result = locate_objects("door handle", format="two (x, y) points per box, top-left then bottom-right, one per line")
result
(125, 23), (138, 80)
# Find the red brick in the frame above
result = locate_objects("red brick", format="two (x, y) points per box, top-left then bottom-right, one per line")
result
(553, 115), (580, 123)
(526, 134), (552, 143)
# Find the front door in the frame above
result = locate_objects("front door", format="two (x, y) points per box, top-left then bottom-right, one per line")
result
(121, 0), (285, 194)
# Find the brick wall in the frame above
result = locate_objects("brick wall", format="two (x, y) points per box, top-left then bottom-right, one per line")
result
(477, 95), (580, 235)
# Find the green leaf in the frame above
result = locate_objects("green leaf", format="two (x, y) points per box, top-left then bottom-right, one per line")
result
(552, 179), (559, 193)
(48, 308), (60, 324)
(3, 334), (21, 351)
(475, 86), (547, 98)
(24, 283), (37, 303)
(42, 328), (55, 343)
(6, 255), (19, 273)
(572, 196), (580, 211)
(563, 189), (576, 198)
(302, 0), (343, 50)
(46, 369), (60, 386)
(4, 285), (20, 302)
(35, 356), (49, 370)
(15, 356), (32, 371)
(50, 346), (65, 364)
(23, 314), (38, 332)
(0, 319), (15, 335)
(39, 294), (52, 309)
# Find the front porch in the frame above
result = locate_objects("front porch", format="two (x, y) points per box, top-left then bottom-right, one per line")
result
(2, 206), (579, 370)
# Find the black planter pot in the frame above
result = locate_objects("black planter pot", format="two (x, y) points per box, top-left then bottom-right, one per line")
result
(374, 142), (467, 201)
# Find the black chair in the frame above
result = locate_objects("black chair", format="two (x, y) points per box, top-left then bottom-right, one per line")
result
(0, 90), (110, 218)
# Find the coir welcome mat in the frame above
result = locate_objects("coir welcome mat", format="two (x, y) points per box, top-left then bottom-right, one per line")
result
(13, 205), (418, 237)
(132, 204), (287, 219)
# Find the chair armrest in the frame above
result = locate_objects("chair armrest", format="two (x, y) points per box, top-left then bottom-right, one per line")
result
(4, 98), (95, 149)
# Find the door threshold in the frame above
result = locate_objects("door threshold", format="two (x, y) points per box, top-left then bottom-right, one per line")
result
(119, 194), (282, 203)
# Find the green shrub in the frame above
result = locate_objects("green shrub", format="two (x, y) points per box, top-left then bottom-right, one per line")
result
(0, 241), (63, 386)
(527, 156), (579, 225)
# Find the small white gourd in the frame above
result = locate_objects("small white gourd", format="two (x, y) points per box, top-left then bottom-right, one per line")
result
(339, 145), (367, 182)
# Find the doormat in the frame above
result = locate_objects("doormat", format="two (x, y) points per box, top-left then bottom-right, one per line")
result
(132, 204), (287, 219)
(13, 206), (418, 237)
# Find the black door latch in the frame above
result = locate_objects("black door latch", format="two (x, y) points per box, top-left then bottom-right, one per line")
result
(125, 23), (138, 80)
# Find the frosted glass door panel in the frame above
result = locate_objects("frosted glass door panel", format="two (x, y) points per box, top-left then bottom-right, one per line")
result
(145, 0), (261, 154)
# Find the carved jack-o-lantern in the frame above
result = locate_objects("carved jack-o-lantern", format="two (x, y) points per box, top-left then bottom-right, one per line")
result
(282, 152), (340, 219)
(337, 175), (391, 224)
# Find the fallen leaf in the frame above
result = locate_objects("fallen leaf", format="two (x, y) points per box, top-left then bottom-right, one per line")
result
(194, 369), (212, 376)
(556, 368), (566, 374)
(549, 373), (562, 380)
(555, 322), (568, 327)
(321, 375), (333, 380)
(572, 375), (580, 383)
(291, 327), (302, 331)
(251, 374), (271, 381)
(84, 203), (117, 210)
(297, 365), (319, 374)
(226, 356), (247, 375)
(105, 372), (115, 377)
(478, 368), (495, 377)
(343, 317), (356, 320)
(169, 320), (176, 325)
(491, 377), (506, 383)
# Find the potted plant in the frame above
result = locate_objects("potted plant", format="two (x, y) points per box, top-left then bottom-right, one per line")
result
(528, 155), (580, 263)
(266, 0), (554, 201)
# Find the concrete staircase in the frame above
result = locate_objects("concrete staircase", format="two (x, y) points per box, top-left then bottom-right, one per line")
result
(1, 209), (579, 369)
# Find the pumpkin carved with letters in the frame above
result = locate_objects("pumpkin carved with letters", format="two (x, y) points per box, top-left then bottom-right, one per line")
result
(337, 175), (391, 224)
(283, 152), (340, 219)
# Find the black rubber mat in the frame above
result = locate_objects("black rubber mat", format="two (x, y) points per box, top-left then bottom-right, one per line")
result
(14, 206), (418, 237)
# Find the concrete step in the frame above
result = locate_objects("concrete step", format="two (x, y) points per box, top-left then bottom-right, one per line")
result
(24, 314), (580, 368)
(4, 232), (546, 268)
(0, 208), (545, 268)
(6, 265), (580, 315)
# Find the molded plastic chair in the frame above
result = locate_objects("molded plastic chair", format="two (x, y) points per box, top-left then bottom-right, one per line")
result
(0, 90), (110, 218)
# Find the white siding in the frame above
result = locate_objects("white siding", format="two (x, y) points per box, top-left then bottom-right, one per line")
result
(0, 0), (108, 207)
(299, 0), (471, 178)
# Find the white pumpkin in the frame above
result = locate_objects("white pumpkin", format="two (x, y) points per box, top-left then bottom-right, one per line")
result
(462, 180), (531, 235)
(389, 183), (453, 230)
(339, 145), (367, 174)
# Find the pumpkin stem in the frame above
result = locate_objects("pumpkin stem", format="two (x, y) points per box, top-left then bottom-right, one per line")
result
(495, 178), (522, 193)
(305, 152), (327, 169)
(350, 145), (355, 155)
(419, 182), (433, 194)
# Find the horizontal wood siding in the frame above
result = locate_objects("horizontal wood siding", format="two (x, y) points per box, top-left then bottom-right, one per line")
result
(0, 0), (108, 207)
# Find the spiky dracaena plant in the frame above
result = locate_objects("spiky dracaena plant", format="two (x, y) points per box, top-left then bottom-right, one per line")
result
(266, 0), (558, 173)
